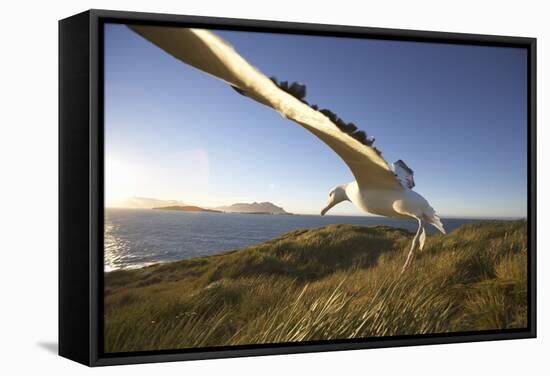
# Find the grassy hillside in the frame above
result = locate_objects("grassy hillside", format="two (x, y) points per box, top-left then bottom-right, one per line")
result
(104, 221), (528, 353)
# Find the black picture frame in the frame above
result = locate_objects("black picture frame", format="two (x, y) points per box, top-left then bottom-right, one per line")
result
(59, 9), (537, 367)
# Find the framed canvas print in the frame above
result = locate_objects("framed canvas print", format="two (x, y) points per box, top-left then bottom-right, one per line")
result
(59, 9), (536, 366)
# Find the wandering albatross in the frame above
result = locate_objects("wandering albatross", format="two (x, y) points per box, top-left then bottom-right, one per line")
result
(128, 26), (447, 272)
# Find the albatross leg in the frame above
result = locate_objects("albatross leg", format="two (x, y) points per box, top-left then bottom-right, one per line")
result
(418, 222), (427, 251)
(401, 217), (424, 274)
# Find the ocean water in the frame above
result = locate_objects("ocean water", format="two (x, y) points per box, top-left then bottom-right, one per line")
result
(104, 208), (486, 271)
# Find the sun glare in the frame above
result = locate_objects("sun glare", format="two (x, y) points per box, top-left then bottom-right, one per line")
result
(105, 157), (136, 207)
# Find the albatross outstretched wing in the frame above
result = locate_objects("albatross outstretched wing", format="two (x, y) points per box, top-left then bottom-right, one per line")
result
(129, 25), (404, 191)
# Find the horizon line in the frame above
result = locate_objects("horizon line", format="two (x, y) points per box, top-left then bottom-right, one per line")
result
(104, 205), (525, 221)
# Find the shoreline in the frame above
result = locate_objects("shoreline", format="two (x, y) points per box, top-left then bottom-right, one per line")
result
(104, 219), (523, 273)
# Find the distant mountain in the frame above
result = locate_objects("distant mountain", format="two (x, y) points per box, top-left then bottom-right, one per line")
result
(153, 205), (221, 213)
(109, 197), (186, 209)
(216, 202), (291, 215)
(109, 197), (291, 215)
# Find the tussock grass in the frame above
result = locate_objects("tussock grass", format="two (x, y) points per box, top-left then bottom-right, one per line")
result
(104, 221), (528, 353)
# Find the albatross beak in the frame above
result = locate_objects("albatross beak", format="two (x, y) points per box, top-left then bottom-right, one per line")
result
(321, 202), (335, 216)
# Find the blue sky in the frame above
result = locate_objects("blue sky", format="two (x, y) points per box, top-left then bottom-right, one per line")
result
(104, 23), (527, 218)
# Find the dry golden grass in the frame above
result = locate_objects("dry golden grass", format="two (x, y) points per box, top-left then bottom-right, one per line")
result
(104, 220), (527, 353)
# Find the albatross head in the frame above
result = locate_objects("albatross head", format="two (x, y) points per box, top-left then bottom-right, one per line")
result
(321, 184), (349, 216)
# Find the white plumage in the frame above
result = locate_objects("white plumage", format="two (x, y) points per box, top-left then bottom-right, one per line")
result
(129, 25), (446, 272)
